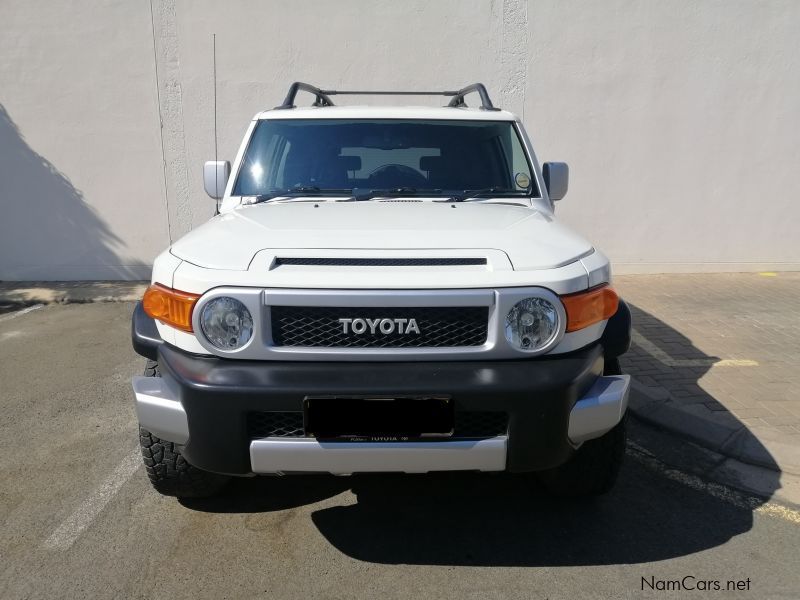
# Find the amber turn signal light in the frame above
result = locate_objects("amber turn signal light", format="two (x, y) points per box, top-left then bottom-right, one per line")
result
(142, 283), (200, 332)
(561, 284), (619, 333)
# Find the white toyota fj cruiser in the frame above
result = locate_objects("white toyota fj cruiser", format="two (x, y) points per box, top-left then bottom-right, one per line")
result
(131, 83), (632, 498)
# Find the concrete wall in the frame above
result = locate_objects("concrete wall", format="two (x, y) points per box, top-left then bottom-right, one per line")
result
(1, 0), (798, 280)
(0, 0), (167, 280)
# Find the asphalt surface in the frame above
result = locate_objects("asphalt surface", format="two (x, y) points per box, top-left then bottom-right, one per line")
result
(1, 303), (799, 599)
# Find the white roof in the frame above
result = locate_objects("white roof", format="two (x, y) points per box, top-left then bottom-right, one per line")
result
(255, 105), (519, 121)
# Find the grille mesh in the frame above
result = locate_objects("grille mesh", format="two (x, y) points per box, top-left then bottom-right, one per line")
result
(270, 306), (489, 348)
(247, 411), (508, 439)
(248, 412), (304, 438)
(453, 412), (509, 437)
(274, 257), (486, 267)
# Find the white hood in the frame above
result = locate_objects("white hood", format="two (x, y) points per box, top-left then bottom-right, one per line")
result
(170, 201), (594, 272)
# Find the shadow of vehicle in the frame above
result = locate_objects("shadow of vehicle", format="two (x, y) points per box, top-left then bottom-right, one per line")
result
(0, 103), (147, 280)
(180, 307), (780, 567)
(622, 303), (784, 474)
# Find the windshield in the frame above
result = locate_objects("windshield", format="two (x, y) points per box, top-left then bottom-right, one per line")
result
(232, 119), (538, 198)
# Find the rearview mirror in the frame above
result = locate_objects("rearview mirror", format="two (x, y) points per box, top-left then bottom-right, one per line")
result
(203, 160), (231, 199)
(543, 162), (569, 201)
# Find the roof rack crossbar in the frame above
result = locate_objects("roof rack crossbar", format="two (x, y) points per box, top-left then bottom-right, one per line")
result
(320, 90), (461, 96)
(447, 83), (499, 111)
(275, 82), (500, 111)
(275, 82), (335, 110)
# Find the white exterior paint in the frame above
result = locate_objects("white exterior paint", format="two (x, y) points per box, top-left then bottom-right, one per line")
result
(171, 257), (592, 295)
(170, 201), (594, 272)
(152, 102), (611, 359)
(2, 0), (799, 280)
(255, 106), (519, 121)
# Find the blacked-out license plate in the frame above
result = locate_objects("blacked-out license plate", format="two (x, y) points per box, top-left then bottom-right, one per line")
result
(304, 396), (454, 440)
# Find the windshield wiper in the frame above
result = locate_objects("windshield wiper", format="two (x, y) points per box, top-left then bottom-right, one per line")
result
(253, 186), (525, 204)
(449, 187), (523, 202)
(253, 187), (352, 204)
(350, 187), (444, 201)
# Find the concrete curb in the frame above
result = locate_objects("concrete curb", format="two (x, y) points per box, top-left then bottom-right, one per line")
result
(629, 380), (800, 476)
(629, 381), (800, 504)
(628, 414), (800, 507)
(0, 281), (147, 305)
(629, 381), (742, 459)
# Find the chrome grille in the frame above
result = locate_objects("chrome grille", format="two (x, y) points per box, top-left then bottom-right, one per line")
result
(270, 306), (489, 348)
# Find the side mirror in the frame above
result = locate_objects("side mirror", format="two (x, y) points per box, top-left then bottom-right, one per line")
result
(203, 160), (231, 199)
(543, 162), (569, 201)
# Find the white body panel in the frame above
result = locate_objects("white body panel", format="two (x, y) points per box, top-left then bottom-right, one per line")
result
(149, 103), (615, 358)
(150, 249), (182, 287)
(170, 202), (594, 273)
(150, 249), (183, 347)
(256, 105), (520, 122)
(172, 257), (591, 295)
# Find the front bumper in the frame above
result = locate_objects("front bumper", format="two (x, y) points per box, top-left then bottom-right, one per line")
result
(132, 340), (629, 476)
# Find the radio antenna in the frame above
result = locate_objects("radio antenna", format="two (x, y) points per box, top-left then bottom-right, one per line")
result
(213, 33), (220, 215)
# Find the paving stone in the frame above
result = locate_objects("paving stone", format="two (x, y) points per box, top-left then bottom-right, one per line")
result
(616, 272), (800, 475)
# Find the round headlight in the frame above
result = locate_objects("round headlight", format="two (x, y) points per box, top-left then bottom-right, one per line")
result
(200, 297), (254, 350)
(504, 297), (559, 351)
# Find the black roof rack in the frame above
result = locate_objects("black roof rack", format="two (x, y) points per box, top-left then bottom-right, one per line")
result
(275, 82), (500, 111)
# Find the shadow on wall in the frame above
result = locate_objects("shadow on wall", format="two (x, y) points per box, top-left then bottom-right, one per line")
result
(181, 304), (779, 567)
(0, 103), (148, 281)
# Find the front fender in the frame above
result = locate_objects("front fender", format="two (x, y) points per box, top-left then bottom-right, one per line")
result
(600, 298), (631, 359)
(131, 301), (163, 361)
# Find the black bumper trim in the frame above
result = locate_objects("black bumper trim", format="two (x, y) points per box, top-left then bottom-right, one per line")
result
(131, 301), (163, 362)
(155, 343), (604, 475)
(601, 298), (632, 359)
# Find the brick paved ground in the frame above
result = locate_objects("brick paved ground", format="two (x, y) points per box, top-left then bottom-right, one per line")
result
(615, 272), (800, 474)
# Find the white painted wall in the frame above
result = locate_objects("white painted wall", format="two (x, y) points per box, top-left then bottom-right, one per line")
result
(526, 0), (800, 273)
(0, 0), (167, 280)
(1, 0), (797, 280)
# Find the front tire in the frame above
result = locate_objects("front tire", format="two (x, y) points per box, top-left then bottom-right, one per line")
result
(539, 416), (627, 498)
(138, 360), (229, 498)
(538, 356), (628, 497)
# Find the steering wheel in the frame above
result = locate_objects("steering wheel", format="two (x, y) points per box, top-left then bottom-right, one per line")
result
(367, 164), (429, 187)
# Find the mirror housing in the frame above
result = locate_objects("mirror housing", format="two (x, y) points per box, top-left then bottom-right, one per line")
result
(203, 160), (231, 199)
(543, 162), (569, 201)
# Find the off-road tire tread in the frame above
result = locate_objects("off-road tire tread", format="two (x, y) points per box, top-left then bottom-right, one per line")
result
(138, 361), (229, 498)
(143, 359), (160, 378)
